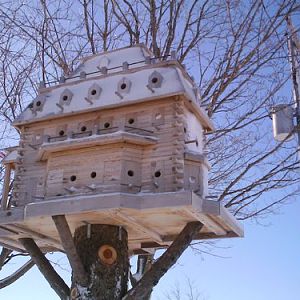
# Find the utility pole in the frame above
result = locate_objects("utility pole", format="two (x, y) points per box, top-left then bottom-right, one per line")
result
(271, 17), (300, 146)
(287, 16), (300, 146)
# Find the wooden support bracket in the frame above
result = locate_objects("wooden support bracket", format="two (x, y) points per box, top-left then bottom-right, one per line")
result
(184, 208), (226, 236)
(108, 211), (163, 244)
(56, 103), (64, 112)
(28, 144), (38, 150)
(52, 215), (89, 287)
(4, 224), (62, 250)
(84, 97), (93, 105)
(146, 84), (155, 93)
(115, 91), (124, 99)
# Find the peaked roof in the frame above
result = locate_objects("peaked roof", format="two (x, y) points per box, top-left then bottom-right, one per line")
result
(13, 44), (214, 131)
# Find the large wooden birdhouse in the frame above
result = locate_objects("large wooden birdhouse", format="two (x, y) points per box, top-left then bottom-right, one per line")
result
(0, 45), (243, 254)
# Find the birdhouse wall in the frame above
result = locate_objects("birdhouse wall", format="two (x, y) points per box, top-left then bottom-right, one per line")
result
(12, 95), (209, 209)
(184, 160), (209, 198)
(184, 108), (204, 153)
(46, 145), (124, 197)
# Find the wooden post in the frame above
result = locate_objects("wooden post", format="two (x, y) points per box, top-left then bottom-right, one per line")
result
(287, 16), (300, 147)
(1, 163), (12, 211)
(19, 238), (70, 300)
(52, 215), (88, 286)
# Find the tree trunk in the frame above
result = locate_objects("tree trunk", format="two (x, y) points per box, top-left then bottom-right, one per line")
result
(71, 224), (129, 300)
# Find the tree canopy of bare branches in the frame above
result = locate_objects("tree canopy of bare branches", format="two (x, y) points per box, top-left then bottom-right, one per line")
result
(0, 0), (299, 298)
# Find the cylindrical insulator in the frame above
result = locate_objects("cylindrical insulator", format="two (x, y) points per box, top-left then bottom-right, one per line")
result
(271, 104), (294, 141)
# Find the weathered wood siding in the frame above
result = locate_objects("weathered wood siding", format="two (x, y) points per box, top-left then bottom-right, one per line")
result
(13, 97), (207, 207)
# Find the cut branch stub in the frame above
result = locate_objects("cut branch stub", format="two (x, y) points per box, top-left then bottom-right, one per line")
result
(98, 245), (117, 265)
(0, 259), (35, 289)
(73, 224), (129, 300)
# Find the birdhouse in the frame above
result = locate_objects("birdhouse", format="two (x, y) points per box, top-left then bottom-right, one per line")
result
(0, 45), (243, 254)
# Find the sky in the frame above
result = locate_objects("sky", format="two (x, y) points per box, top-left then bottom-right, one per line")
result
(0, 5), (299, 300)
(0, 197), (299, 300)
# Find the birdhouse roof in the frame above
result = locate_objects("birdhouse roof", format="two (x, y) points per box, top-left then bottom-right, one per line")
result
(13, 44), (214, 131)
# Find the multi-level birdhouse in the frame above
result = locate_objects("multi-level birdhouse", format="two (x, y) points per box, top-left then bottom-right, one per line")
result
(0, 45), (243, 254)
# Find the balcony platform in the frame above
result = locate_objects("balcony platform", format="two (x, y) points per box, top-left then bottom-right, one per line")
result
(0, 191), (243, 254)
(37, 130), (158, 161)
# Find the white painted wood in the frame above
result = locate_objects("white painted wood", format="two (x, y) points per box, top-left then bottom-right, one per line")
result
(219, 205), (244, 237)
(184, 208), (227, 236)
(1, 163), (12, 210)
(1, 150), (18, 165)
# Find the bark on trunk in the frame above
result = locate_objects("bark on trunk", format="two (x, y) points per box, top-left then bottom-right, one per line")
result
(71, 224), (129, 300)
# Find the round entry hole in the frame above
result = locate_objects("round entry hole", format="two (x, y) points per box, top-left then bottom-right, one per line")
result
(152, 77), (158, 84)
(90, 172), (97, 178)
(189, 176), (196, 183)
(154, 170), (161, 178)
(128, 170), (134, 177)
(59, 130), (65, 136)
(120, 83), (127, 90)
(36, 101), (41, 107)
(70, 175), (77, 182)
(91, 89), (97, 95)
(128, 118), (135, 124)
(81, 126), (87, 132)
(63, 95), (68, 101)
(104, 122), (110, 129)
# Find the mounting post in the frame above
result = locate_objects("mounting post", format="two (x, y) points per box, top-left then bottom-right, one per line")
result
(19, 238), (70, 300)
(287, 16), (300, 148)
(52, 215), (89, 286)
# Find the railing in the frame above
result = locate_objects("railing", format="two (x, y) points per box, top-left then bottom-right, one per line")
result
(42, 125), (155, 144)
(39, 52), (177, 89)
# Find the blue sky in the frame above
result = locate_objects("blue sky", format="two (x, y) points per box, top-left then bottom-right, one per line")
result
(0, 6), (299, 299)
(153, 199), (300, 300)
(0, 197), (299, 300)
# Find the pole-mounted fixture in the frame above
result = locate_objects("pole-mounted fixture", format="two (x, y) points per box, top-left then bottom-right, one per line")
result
(271, 17), (300, 151)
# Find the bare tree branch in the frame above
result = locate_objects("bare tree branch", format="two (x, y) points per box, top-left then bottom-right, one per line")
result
(124, 222), (204, 299)
(0, 259), (35, 289)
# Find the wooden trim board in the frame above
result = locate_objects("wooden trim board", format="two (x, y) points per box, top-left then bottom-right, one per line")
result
(37, 131), (158, 161)
(0, 191), (243, 238)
